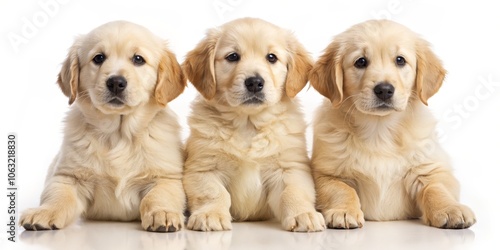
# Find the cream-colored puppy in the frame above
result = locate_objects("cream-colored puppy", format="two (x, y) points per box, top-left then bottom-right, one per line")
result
(310, 20), (476, 229)
(182, 17), (325, 232)
(20, 21), (187, 232)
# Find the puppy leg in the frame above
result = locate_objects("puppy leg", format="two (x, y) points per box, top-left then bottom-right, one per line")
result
(183, 172), (232, 231)
(268, 168), (325, 232)
(20, 176), (83, 230)
(418, 184), (476, 229)
(408, 164), (476, 229)
(140, 178), (185, 232)
(315, 175), (364, 229)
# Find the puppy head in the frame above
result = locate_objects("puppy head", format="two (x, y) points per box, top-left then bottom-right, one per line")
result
(182, 17), (312, 109)
(57, 21), (186, 114)
(310, 20), (446, 116)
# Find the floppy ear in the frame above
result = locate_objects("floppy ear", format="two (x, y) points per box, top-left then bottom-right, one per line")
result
(415, 39), (446, 105)
(155, 48), (187, 106)
(309, 41), (344, 108)
(181, 29), (219, 100)
(285, 35), (313, 98)
(57, 43), (80, 105)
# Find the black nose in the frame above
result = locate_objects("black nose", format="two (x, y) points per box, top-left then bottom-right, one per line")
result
(106, 76), (127, 95)
(374, 83), (394, 100)
(244, 76), (264, 93)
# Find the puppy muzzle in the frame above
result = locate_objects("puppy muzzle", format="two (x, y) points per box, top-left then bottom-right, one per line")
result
(105, 75), (127, 105)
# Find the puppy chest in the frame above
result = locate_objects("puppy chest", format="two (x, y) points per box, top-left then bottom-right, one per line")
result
(357, 177), (418, 220)
(227, 162), (270, 220)
(78, 147), (151, 220)
(85, 175), (144, 221)
(221, 125), (282, 159)
(346, 157), (419, 220)
(100, 139), (159, 176)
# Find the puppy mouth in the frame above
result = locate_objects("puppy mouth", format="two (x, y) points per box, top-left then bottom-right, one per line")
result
(374, 102), (395, 110)
(107, 97), (125, 106)
(357, 100), (398, 115)
(242, 94), (265, 105)
(362, 101), (406, 115)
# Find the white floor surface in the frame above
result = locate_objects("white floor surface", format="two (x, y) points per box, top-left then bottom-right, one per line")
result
(12, 219), (487, 250)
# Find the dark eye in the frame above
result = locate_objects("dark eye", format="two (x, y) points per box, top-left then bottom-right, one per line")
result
(396, 56), (406, 66)
(132, 55), (146, 66)
(266, 53), (278, 63)
(92, 54), (106, 65)
(225, 52), (240, 62)
(354, 57), (368, 68)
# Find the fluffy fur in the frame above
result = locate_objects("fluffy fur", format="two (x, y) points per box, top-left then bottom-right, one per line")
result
(20, 21), (187, 232)
(182, 17), (325, 232)
(310, 20), (476, 229)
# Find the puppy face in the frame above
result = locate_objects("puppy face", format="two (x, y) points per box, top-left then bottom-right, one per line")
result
(214, 24), (289, 107)
(310, 20), (446, 116)
(58, 21), (185, 114)
(183, 18), (312, 109)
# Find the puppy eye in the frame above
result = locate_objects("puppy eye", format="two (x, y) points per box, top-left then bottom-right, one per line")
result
(396, 56), (406, 66)
(132, 55), (146, 66)
(225, 52), (240, 62)
(354, 57), (368, 68)
(92, 54), (106, 65)
(266, 53), (278, 64)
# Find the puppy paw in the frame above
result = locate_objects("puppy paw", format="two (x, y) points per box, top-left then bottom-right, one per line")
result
(187, 212), (232, 231)
(424, 204), (476, 229)
(141, 210), (184, 233)
(20, 207), (70, 230)
(323, 208), (364, 229)
(282, 211), (326, 232)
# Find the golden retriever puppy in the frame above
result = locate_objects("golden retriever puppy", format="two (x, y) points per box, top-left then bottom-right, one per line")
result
(310, 20), (476, 229)
(182, 17), (325, 232)
(20, 21), (187, 232)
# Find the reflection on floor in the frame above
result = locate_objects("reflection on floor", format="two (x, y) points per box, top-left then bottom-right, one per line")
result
(17, 219), (477, 250)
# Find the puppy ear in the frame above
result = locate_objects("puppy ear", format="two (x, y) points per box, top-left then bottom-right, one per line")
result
(285, 35), (313, 98)
(182, 29), (219, 100)
(155, 48), (187, 106)
(415, 39), (446, 105)
(309, 41), (344, 108)
(57, 43), (80, 105)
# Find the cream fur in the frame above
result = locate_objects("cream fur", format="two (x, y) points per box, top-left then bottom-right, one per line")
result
(310, 20), (476, 229)
(182, 18), (325, 232)
(20, 21), (187, 232)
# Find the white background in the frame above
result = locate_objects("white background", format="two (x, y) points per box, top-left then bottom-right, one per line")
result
(1, 0), (499, 249)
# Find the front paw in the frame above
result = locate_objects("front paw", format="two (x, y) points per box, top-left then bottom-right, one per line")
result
(423, 203), (476, 229)
(20, 207), (71, 230)
(187, 212), (232, 231)
(283, 211), (326, 232)
(141, 210), (184, 233)
(323, 208), (364, 229)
